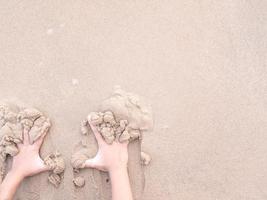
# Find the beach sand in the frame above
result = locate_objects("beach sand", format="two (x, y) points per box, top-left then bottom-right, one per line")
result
(0, 0), (267, 199)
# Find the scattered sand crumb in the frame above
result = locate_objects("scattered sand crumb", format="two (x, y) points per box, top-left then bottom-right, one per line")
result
(48, 173), (62, 188)
(141, 151), (151, 165)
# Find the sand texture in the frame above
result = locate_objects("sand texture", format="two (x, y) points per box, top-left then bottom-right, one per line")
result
(0, 0), (267, 199)
(71, 87), (153, 195)
(0, 102), (65, 187)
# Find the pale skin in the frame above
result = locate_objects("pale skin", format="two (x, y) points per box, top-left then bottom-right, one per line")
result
(0, 128), (50, 200)
(84, 117), (133, 200)
(0, 117), (133, 200)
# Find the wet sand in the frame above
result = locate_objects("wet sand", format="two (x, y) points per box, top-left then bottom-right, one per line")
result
(0, 0), (267, 199)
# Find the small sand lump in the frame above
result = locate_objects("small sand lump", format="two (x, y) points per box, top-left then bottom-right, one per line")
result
(44, 152), (65, 187)
(44, 152), (65, 174)
(0, 103), (66, 186)
(84, 87), (153, 145)
(73, 176), (85, 187)
(141, 151), (152, 165)
(48, 173), (62, 188)
(80, 119), (89, 135)
(71, 152), (88, 169)
(88, 111), (135, 144)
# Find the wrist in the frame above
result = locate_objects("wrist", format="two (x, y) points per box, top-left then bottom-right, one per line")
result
(108, 159), (128, 173)
(0, 169), (24, 200)
(109, 165), (128, 176)
(8, 169), (25, 182)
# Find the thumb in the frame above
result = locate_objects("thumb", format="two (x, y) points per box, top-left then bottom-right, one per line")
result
(84, 156), (107, 172)
(39, 161), (51, 172)
(84, 158), (97, 168)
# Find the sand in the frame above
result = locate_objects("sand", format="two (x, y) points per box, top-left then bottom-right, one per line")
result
(0, 102), (65, 187)
(0, 0), (267, 199)
(82, 86), (153, 145)
(71, 87), (153, 190)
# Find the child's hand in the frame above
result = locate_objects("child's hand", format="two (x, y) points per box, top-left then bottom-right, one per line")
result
(11, 128), (50, 179)
(0, 128), (50, 200)
(84, 116), (129, 173)
(84, 115), (133, 200)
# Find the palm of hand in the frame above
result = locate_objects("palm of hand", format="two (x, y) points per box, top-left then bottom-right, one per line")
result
(84, 119), (129, 172)
(11, 129), (49, 178)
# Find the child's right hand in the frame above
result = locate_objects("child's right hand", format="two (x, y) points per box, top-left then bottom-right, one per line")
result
(84, 115), (129, 173)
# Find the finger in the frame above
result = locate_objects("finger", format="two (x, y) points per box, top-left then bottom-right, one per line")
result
(115, 139), (129, 147)
(17, 142), (23, 150)
(123, 140), (129, 147)
(87, 115), (104, 145)
(23, 128), (30, 145)
(34, 122), (50, 148)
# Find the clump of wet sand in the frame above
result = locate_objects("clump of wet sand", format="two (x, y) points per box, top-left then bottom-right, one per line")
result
(0, 102), (65, 187)
(71, 86), (153, 187)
